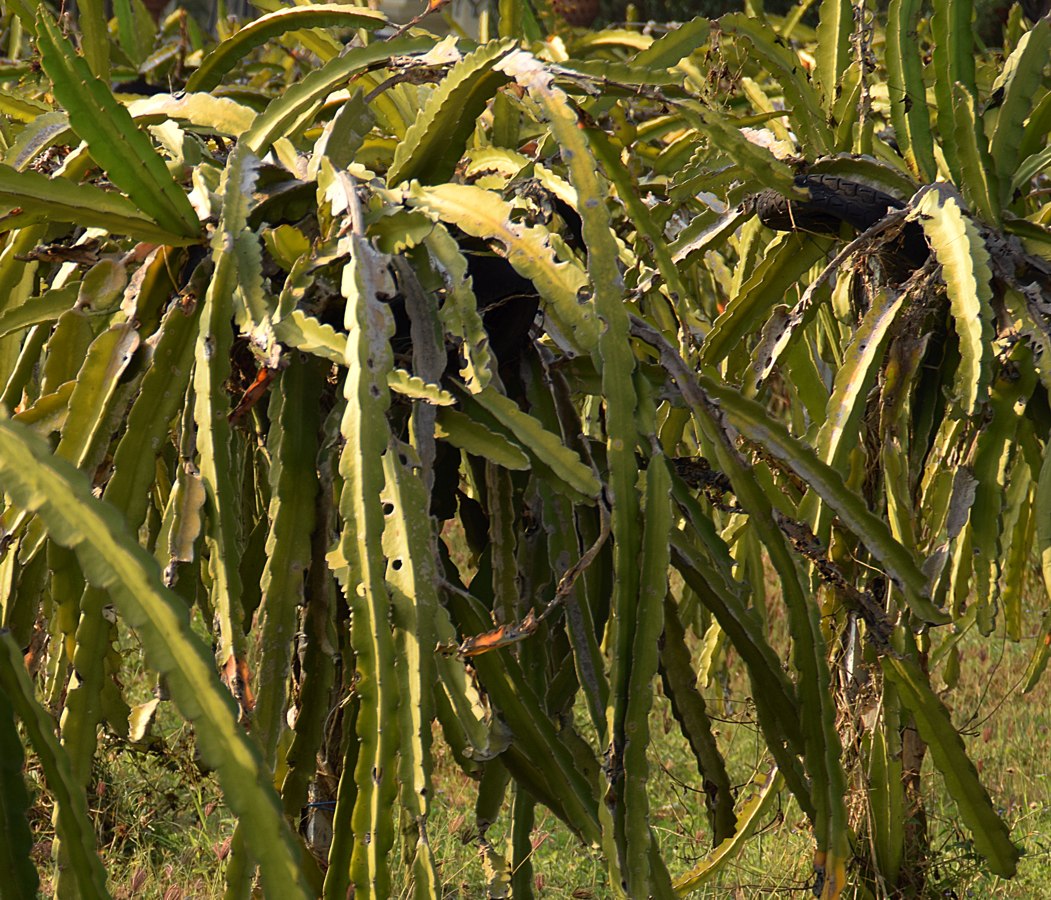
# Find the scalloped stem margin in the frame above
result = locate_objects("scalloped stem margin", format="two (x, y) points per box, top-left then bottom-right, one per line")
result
(0, 419), (311, 900)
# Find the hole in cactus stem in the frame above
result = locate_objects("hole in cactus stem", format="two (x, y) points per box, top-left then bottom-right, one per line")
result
(382, 502), (394, 515)
(392, 559), (403, 571)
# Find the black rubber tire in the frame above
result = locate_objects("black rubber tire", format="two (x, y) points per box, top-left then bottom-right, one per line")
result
(750, 174), (928, 267)
(753, 174), (905, 233)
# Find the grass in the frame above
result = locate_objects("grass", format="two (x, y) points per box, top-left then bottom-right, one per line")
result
(21, 609), (1051, 898)
(918, 630), (1051, 899)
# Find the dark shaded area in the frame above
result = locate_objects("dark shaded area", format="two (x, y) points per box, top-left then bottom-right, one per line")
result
(599, 0), (789, 21)
(386, 237), (541, 369)
(599, 0), (1049, 42)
